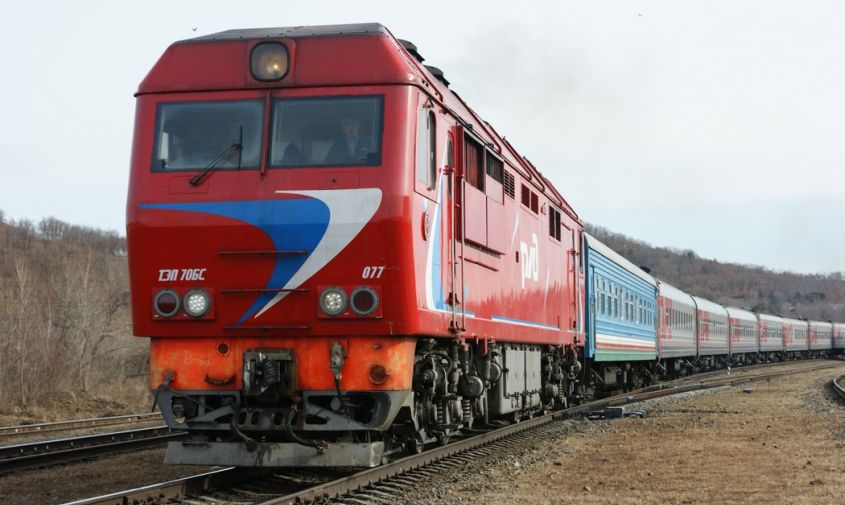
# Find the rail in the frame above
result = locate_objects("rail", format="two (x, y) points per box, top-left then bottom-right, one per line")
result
(0, 426), (184, 474)
(832, 373), (845, 401)
(0, 413), (163, 439)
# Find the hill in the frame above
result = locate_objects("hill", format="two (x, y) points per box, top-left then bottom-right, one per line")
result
(0, 211), (147, 415)
(587, 224), (845, 321)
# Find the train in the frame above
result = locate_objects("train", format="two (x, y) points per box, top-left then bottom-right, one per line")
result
(126, 23), (843, 468)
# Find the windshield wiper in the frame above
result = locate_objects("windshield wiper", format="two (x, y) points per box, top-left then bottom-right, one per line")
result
(189, 126), (244, 187)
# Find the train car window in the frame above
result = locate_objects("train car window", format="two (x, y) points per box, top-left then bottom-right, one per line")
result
(485, 151), (504, 204)
(151, 100), (264, 171)
(416, 109), (436, 188)
(615, 287), (620, 318)
(464, 136), (484, 190)
(486, 151), (503, 182)
(549, 207), (562, 241)
(269, 95), (383, 168)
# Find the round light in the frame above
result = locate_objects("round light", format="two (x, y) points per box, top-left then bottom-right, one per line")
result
(154, 290), (180, 318)
(369, 364), (388, 385)
(183, 289), (211, 318)
(350, 287), (379, 316)
(250, 42), (289, 81)
(319, 288), (347, 316)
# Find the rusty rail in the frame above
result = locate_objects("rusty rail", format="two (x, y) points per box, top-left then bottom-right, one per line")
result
(0, 413), (163, 439)
(0, 426), (184, 474)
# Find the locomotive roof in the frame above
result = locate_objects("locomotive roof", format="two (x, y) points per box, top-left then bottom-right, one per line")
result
(182, 23), (388, 43)
(142, 23), (579, 221)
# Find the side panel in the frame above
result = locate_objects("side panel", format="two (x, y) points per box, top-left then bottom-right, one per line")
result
(784, 319), (808, 352)
(834, 323), (845, 349)
(585, 244), (657, 362)
(726, 307), (758, 354)
(694, 297), (729, 356)
(809, 321), (833, 351)
(657, 286), (696, 359)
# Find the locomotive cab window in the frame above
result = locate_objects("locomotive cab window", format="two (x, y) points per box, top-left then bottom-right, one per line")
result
(269, 95), (383, 168)
(151, 100), (264, 171)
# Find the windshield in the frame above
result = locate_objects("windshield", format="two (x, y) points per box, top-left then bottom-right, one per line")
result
(269, 96), (383, 168)
(151, 100), (263, 171)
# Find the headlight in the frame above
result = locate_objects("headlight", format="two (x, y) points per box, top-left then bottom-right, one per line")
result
(250, 42), (289, 81)
(183, 289), (211, 318)
(319, 288), (347, 316)
(350, 287), (379, 316)
(153, 290), (181, 318)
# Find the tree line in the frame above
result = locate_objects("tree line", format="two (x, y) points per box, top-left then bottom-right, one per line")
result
(0, 212), (146, 408)
(587, 224), (845, 322)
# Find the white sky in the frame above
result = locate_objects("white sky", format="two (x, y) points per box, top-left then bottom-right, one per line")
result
(0, 1), (842, 274)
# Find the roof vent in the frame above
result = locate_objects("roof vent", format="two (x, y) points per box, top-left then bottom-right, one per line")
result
(424, 65), (450, 87)
(398, 39), (424, 63)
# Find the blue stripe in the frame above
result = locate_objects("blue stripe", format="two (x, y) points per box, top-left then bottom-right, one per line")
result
(141, 198), (329, 325)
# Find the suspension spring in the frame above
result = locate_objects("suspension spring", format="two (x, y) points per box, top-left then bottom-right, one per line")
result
(436, 402), (445, 425)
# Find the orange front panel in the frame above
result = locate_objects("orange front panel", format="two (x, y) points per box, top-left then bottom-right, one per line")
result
(150, 336), (416, 392)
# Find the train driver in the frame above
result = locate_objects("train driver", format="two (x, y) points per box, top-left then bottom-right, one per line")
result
(324, 115), (371, 165)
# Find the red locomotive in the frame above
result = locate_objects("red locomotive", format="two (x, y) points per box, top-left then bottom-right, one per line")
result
(128, 24), (585, 467)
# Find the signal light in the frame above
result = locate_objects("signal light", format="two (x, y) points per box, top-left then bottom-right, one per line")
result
(153, 290), (180, 318)
(319, 287), (347, 316)
(183, 289), (211, 318)
(250, 42), (289, 81)
(350, 287), (379, 316)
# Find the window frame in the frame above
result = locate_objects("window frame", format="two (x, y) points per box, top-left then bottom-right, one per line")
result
(266, 94), (385, 170)
(150, 98), (266, 173)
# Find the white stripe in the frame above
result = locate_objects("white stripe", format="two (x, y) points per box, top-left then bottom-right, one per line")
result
(256, 188), (382, 318)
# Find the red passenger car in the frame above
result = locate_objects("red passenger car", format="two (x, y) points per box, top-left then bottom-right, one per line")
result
(127, 24), (585, 467)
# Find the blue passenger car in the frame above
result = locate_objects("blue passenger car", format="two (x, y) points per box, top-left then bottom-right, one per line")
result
(584, 234), (658, 362)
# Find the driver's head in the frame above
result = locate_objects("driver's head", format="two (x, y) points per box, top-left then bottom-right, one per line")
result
(340, 116), (360, 139)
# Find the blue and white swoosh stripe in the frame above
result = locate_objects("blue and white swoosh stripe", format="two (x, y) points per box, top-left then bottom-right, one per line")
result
(141, 188), (381, 325)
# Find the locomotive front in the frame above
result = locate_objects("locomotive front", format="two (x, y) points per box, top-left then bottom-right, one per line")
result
(127, 25), (427, 467)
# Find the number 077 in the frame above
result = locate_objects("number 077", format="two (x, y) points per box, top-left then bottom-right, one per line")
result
(361, 266), (385, 279)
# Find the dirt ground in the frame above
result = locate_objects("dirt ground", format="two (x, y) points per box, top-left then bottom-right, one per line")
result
(0, 447), (211, 505)
(0, 389), (150, 427)
(401, 361), (845, 505)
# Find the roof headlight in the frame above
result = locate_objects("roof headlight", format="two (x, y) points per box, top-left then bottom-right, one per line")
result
(183, 289), (211, 318)
(153, 290), (181, 318)
(319, 287), (347, 317)
(250, 42), (289, 81)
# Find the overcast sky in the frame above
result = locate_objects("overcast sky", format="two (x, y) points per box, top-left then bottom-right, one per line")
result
(0, 1), (842, 274)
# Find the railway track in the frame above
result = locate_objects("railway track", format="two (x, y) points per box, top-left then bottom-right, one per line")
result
(832, 373), (845, 401)
(0, 413), (163, 439)
(0, 426), (184, 474)
(63, 360), (841, 505)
